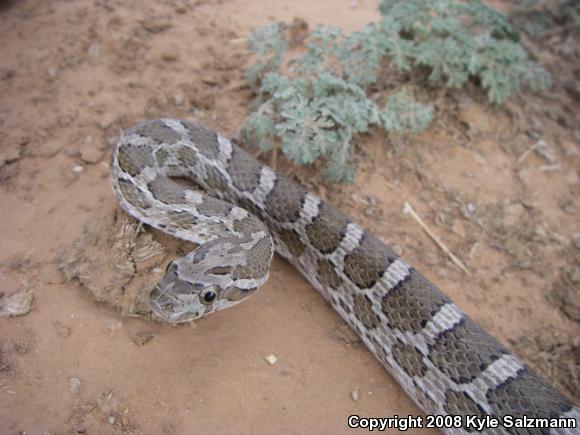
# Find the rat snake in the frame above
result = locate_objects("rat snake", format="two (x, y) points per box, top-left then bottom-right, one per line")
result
(110, 119), (579, 434)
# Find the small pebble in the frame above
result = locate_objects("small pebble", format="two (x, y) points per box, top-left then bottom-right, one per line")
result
(54, 321), (72, 337)
(41, 262), (65, 284)
(33, 141), (62, 158)
(0, 147), (21, 167)
(0, 290), (33, 317)
(351, 388), (359, 401)
(265, 354), (278, 365)
(73, 165), (84, 173)
(79, 138), (103, 164)
(69, 377), (81, 394)
(131, 330), (154, 346)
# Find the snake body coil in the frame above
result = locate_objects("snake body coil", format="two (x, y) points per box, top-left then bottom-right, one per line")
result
(111, 119), (579, 434)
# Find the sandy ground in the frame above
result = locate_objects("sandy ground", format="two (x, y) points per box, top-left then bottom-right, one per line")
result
(0, 0), (579, 434)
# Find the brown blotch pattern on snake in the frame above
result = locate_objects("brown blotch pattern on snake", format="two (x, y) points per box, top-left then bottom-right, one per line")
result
(204, 165), (229, 193)
(132, 119), (182, 145)
(155, 147), (170, 167)
(117, 143), (155, 177)
(237, 197), (264, 221)
(316, 258), (343, 290)
(227, 146), (263, 192)
(166, 210), (197, 229)
(232, 236), (272, 280)
(177, 145), (200, 170)
(265, 176), (308, 223)
(117, 179), (151, 209)
(148, 176), (187, 205)
(428, 319), (504, 384)
(232, 215), (260, 234)
(207, 266), (234, 276)
(181, 121), (221, 159)
(486, 369), (574, 420)
(344, 233), (398, 289)
(443, 390), (486, 420)
(391, 340), (428, 378)
(352, 294), (381, 330)
(305, 202), (350, 254)
(381, 269), (449, 334)
(196, 197), (232, 218)
(413, 382), (438, 415)
(277, 228), (306, 257)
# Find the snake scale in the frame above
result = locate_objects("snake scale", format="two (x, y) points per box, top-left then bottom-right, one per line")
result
(110, 119), (579, 434)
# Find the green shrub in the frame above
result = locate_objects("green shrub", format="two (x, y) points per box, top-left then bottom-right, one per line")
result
(242, 0), (550, 182)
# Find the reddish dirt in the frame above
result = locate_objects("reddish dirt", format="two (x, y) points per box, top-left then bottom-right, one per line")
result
(0, 0), (578, 434)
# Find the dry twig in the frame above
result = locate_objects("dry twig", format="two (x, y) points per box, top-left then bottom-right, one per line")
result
(403, 201), (471, 275)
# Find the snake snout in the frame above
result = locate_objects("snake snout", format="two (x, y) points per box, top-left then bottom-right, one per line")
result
(149, 285), (203, 323)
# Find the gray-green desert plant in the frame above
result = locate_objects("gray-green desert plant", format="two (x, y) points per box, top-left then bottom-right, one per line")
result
(242, 0), (550, 182)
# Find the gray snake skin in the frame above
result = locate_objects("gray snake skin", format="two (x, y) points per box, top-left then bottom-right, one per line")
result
(110, 119), (579, 434)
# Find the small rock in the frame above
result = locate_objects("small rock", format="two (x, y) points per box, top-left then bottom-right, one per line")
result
(161, 49), (179, 62)
(131, 330), (154, 346)
(69, 377), (81, 394)
(0, 69), (15, 80)
(0, 290), (33, 317)
(0, 147), (21, 167)
(265, 354), (278, 365)
(363, 206), (376, 217)
(351, 388), (359, 401)
(98, 114), (117, 130)
(41, 262), (65, 284)
(54, 321), (72, 337)
(47, 67), (58, 78)
(78, 139), (103, 164)
(98, 162), (110, 179)
(73, 165), (84, 173)
(141, 19), (172, 33)
(201, 76), (220, 86)
(108, 416), (115, 425)
(32, 141), (63, 158)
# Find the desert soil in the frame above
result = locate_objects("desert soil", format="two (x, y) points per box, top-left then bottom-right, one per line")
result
(0, 0), (579, 434)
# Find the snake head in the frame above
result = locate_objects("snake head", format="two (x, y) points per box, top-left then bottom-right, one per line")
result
(148, 260), (247, 323)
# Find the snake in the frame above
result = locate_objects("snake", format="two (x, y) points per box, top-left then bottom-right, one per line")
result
(110, 118), (579, 433)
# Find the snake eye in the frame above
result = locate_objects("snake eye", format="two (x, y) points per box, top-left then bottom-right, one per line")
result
(200, 288), (217, 304)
